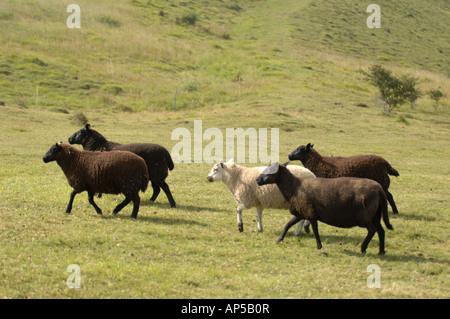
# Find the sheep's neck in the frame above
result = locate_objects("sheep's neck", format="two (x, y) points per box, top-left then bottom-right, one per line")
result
(56, 148), (81, 180)
(275, 169), (301, 203)
(83, 132), (119, 151)
(304, 150), (338, 178)
(221, 165), (243, 194)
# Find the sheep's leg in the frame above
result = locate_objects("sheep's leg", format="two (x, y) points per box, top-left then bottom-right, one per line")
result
(255, 208), (263, 233)
(310, 220), (322, 250)
(88, 191), (102, 215)
(303, 220), (311, 233)
(160, 181), (176, 208)
(149, 182), (161, 202)
(276, 214), (302, 244)
(374, 219), (386, 255)
(361, 224), (376, 254)
(113, 197), (131, 215)
(130, 195), (141, 219)
(386, 191), (399, 215)
(293, 220), (311, 236)
(237, 205), (244, 232)
(65, 190), (78, 214)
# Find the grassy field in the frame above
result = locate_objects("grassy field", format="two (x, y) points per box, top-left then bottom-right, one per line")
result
(0, 0), (449, 299)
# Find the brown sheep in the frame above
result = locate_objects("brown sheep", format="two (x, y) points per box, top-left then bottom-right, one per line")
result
(288, 143), (399, 214)
(43, 142), (148, 218)
(68, 124), (176, 207)
(256, 163), (393, 254)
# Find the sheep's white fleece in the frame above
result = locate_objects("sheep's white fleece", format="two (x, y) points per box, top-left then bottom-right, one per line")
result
(222, 163), (315, 210)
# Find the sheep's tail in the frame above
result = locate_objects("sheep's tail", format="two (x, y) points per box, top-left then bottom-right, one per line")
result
(140, 170), (149, 193)
(140, 178), (149, 193)
(166, 151), (175, 171)
(380, 191), (393, 230)
(386, 162), (399, 177)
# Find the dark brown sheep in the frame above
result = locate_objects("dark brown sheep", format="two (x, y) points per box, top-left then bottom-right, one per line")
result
(288, 143), (399, 214)
(256, 163), (393, 254)
(68, 124), (176, 207)
(43, 143), (149, 218)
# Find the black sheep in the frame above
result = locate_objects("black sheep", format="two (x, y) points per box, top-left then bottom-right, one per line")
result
(43, 143), (149, 218)
(256, 162), (393, 254)
(289, 143), (399, 214)
(68, 124), (176, 207)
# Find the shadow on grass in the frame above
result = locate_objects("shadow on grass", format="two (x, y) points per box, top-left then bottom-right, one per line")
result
(390, 212), (436, 222)
(141, 200), (231, 213)
(287, 233), (449, 265)
(101, 212), (209, 227)
(342, 249), (450, 266)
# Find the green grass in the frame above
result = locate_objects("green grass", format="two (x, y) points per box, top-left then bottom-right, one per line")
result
(0, 0), (449, 298)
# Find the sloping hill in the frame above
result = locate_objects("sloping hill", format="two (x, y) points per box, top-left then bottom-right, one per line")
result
(0, 0), (448, 112)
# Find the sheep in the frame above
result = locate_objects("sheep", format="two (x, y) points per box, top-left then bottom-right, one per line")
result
(68, 124), (176, 207)
(206, 159), (316, 233)
(288, 143), (400, 214)
(256, 162), (393, 254)
(43, 142), (149, 218)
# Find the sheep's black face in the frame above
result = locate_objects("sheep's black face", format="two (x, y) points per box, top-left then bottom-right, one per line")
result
(43, 143), (61, 163)
(256, 162), (279, 186)
(68, 124), (91, 145)
(288, 143), (314, 161)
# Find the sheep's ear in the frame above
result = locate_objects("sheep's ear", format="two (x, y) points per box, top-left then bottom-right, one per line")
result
(220, 162), (224, 168)
(307, 143), (314, 150)
(262, 162), (279, 174)
(85, 123), (91, 130)
(282, 161), (290, 166)
(55, 142), (61, 150)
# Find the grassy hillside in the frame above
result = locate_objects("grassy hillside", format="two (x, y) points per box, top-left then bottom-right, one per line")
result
(1, 0), (448, 112)
(0, 0), (449, 299)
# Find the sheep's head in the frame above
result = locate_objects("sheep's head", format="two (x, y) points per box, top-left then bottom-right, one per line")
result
(288, 143), (314, 161)
(68, 123), (91, 145)
(206, 159), (233, 182)
(256, 162), (280, 186)
(43, 142), (63, 163)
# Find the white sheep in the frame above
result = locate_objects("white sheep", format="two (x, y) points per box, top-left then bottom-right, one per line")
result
(206, 159), (316, 234)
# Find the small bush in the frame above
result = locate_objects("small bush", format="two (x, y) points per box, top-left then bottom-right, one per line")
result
(102, 85), (123, 95)
(427, 89), (445, 111)
(180, 13), (197, 25)
(29, 57), (47, 67)
(0, 11), (14, 20)
(98, 15), (121, 28)
(364, 65), (422, 112)
(396, 114), (408, 124)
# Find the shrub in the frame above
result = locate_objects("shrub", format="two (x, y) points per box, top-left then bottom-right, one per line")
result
(365, 65), (422, 112)
(98, 15), (121, 28)
(427, 89), (445, 111)
(399, 75), (422, 109)
(102, 85), (123, 95)
(180, 13), (197, 26)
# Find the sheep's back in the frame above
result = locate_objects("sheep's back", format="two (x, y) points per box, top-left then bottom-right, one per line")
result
(299, 177), (383, 227)
(81, 151), (148, 194)
(111, 143), (172, 181)
(326, 155), (392, 188)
